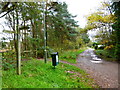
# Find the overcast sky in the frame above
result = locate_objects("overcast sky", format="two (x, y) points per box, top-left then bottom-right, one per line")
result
(59, 0), (106, 28)
(59, 0), (107, 41)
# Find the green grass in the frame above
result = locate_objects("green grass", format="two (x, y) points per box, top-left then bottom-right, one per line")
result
(0, 53), (2, 89)
(95, 49), (117, 62)
(0, 53), (2, 90)
(59, 49), (85, 63)
(2, 59), (98, 88)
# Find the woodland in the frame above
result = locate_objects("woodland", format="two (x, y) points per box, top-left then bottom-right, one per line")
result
(0, 0), (120, 88)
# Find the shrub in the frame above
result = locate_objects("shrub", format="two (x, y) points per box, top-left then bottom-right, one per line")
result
(104, 45), (114, 50)
(2, 50), (16, 70)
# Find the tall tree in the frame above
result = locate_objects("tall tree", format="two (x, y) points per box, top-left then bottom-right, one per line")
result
(47, 2), (78, 50)
(111, 1), (120, 62)
(85, 1), (116, 48)
(1, 1), (79, 59)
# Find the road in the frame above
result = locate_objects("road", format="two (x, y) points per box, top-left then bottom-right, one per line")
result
(76, 48), (119, 88)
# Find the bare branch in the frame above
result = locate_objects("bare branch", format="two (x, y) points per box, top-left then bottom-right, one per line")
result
(0, 8), (14, 18)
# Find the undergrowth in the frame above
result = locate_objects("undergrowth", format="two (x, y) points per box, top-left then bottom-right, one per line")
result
(95, 49), (117, 62)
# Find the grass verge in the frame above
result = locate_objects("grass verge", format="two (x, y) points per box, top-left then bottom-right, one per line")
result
(0, 53), (2, 89)
(2, 59), (98, 88)
(59, 49), (85, 63)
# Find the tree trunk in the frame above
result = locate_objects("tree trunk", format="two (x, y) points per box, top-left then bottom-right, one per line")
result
(31, 19), (37, 58)
(16, 8), (21, 75)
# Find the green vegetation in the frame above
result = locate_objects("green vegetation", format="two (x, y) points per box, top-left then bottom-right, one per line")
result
(84, 1), (120, 62)
(0, 2), (80, 58)
(59, 49), (85, 63)
(0, 2), (90, 75)
(2, 50), (16, 70)
(1, 1), (120, 88)
(2, 59), (98, 88)
(111, 2), (120, 62)
(95, 49), (116, 62)
(0, 53), (2, 89)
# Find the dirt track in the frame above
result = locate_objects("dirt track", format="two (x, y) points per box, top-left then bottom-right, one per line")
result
(61, 48), (119, 88)
(76, 48), (119, 88)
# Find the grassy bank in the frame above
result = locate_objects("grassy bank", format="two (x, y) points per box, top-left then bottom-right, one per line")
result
(59, 49), (85, 63)
(2, 59), (98, 88)
(95, 49), (117, 62)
